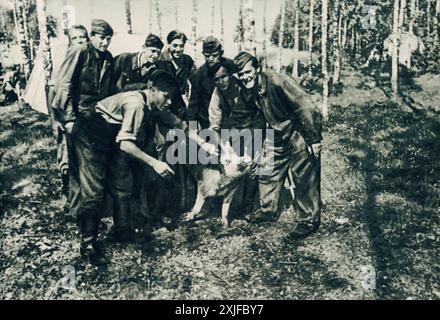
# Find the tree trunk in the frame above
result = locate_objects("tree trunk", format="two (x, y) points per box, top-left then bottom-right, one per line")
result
(148, 0), (153, 33)
(191, 0), (198, 56)
(322, 0), (329, 118)
(12, 0), (32, 79)
(211, 0), (215, 34)
(262, 0), (267, 69)
(242, 0), (256, 56)
(392, 0), (400, 98)
(332, 0), (341, 85)
(35, 0), (55, 126)
(409, 0), (416, 33)
(23, 0), (34, 61)
(427, 0), (431, 42)
(292, 0), (299, 79)
(435, 0), (440, 42)
(154, 0), (162, 37)
(175, 0), (179, 29)
(308, 0), (314, 79)
(220, 0), (224, 44)
(399, 0), (407, 29)
(125, 0), (133, 34)
(342, 17), (347, 48)
(278, 0), (286, 72)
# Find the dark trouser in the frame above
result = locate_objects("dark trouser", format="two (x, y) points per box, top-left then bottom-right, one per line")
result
(257, 131), (321, 224)
(56, 129), (80, 216)
(72, 124), (133, 244)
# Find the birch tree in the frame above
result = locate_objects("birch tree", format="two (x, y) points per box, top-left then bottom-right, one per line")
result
(409, 0), (416, 33)
(427, 0), (432, 42)
(242, 0), (256, 55)
(191, 0), (198, 56)
(292, 0), (299, 79)
(148, 0), (153, 33)
(262, 0), (268, 69)
(278, 0), (286, 72)
(332, 0), (341, 85)
(154, 0), (162, 38)
(211, 0), (215, 34)
(308, 0), (314, 79)
(35, 0), (54, 124)
(220, 0), (224, 44)
(125, 0), (133, 34)
(322, 0), (329, 118)
(12, 0), (32, 79)
(392, 0), (400, 97)
(435, 0), (440, 42)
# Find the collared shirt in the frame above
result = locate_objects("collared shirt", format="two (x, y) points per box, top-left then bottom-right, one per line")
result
(113, 52), (156, 93)
(188, 57), (236, 129)
(250, 71), (322, 145)
(208, 76), (265, 131)
(95, 91), (153, 144)
(52, 42), (114, 123)
(157, 50), (195, 97)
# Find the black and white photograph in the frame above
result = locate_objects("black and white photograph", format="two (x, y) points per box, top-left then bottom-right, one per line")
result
(0, 0), (438, 301)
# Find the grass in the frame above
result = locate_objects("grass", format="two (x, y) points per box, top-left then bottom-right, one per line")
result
(0, 70), (439, 299)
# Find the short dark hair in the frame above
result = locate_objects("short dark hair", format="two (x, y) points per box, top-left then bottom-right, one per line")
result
(166, 30), (188, 44)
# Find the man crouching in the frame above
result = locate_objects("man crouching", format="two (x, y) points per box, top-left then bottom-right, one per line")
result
(72, 70), (176, 265)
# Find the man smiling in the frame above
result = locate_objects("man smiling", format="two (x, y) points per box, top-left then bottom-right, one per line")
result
(113, 33), (164, 93)
(188, 36), (235, 129)
(233, 51), (323, 239)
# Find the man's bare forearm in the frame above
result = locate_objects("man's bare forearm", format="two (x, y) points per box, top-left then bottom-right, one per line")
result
(119, 140), (158, 168)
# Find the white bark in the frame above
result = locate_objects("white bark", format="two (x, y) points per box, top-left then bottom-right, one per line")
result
(125, 0), (133, 34)
(35, 0), (53, 100)
(191, 0), (198, 56)
(12, 0), (31, 79)
(262, 0), (267, 69)
(220, 0), (224, 44)
(243, 0), (256, 55)
(332, 0), (341, 85)
(292, 0), (299, 79)
(322, 0), (329, 118)
(308, 0), (314, 79)
(278, 0), (286, 72)
(399, 0), (407, 29)
(427, 0), (431, 41)
(392, 0), (400, 97)
(409, 0), (416, 33)
(211, 0), (215, 34)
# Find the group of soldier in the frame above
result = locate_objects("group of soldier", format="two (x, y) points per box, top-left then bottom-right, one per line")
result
(50, 18), (323, 266)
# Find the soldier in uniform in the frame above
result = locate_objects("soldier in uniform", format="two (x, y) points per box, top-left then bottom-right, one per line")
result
(157, 30), (195, 111)
(71, 70), (177, 265)
(113, 34), (164, 93)
(233, 52), (323, 239)
(51, 19), (116, 262)
(50, 25), (89, 215)
(188, 36), (235, 130)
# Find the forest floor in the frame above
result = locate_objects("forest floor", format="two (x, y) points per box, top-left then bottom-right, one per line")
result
(0, 69), (439, 300)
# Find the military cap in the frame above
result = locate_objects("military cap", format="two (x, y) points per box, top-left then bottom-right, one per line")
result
(91, 19), (114, 36)
(202, 36), (222, 53)
(166, 30), (188, 44)
(234, 51), (259, 71)
(144, 33), (164, 49)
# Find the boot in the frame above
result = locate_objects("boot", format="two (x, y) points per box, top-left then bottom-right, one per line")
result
(80, 212), (107, 265)
(112, 200), (133, 243)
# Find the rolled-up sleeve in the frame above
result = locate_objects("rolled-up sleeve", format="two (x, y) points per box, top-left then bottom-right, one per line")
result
(116, 102), (145, 143)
